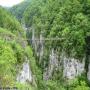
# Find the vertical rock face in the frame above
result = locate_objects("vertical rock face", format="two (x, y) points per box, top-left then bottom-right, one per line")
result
(63, 57), (85, 79)
(43, 49), (58, 80)
(17, 60), (32, 83)
(22, 23), (28, 31)
(43, 50), (85, 80)
(85, 36), (90, 81)
(39, 34), (44, 63)
(87, 64), (90, 81)
(87, 55), (90, 81)
(32, 28), (37, 52)
(32, 28), (40, 57)
(31, 29), (44, 63)
(31, 29), (86, 81)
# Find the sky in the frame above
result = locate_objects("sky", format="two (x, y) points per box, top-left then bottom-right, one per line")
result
(0, 0), (24, 7)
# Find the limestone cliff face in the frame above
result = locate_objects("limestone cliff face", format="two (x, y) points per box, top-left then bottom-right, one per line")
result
(43, 50), (85, 80)
(31, 28), (44, 64)
(43, 49), (59, 80)
(87, 55), (90, 81)
(63, 57), (85, 79)
(30, 31), (86, 81)
(17, 58), (32, 83)
(27, 29), (89, 81)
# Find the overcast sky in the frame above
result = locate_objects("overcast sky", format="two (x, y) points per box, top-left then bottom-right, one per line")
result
(0, 0), (24, 7)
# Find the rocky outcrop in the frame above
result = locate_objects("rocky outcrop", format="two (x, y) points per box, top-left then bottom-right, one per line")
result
(63, 57), (85, 79)
(43, 50), (85, 80)
(31, 28), (44, 64)
(28, 27), (86, 81)
(43, 49), (59, 80)
(87, 64), (90, 81)
(39, 33), (44, 62)
(87, 55), (90, 81)
(17, 60), (32, 83)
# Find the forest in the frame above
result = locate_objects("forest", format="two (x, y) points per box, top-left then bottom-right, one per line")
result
(0, 0), (90, 90)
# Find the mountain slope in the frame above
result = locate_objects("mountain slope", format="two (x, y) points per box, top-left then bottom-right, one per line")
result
(9, 0), (31, 22)
(8, 0), (90, 90)
(0, 7), (39, 90)
(23, 0), (90, 90)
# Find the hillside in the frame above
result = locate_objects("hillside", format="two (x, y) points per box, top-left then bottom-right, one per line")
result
(1, 0), (90, 90)
(9, 0), (31, 22)
(0, 7), (39, 90)
(23, 0), (90, 89)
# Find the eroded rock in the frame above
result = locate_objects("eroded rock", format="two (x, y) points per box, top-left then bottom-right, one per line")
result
(17, 61), (32, 83)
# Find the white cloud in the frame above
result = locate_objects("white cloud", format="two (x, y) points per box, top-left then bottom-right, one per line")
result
(0, 0), (24, 7)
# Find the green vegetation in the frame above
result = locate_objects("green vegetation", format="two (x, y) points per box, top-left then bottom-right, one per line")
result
(0, 6), (37, 89)
(23, 0), (90, 59)
(9, 0), (31, 22)
(0, 7), (24, 35)
(0, 0), (90, 90)
(22, 0), (90, 89)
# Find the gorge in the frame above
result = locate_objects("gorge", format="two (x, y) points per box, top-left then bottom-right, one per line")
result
(0, 0), (90, 90)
